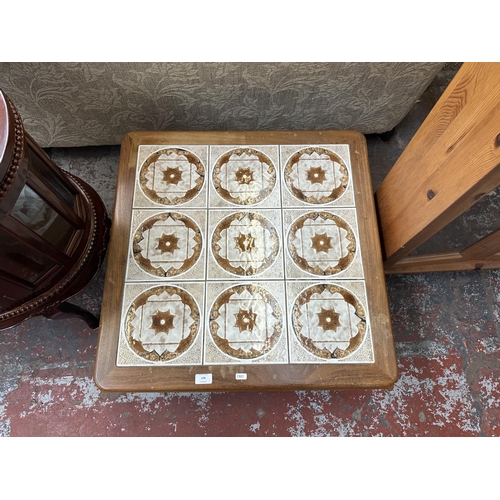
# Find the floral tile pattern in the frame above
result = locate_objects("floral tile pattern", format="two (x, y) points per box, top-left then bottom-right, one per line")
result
(133, 212), (203, 277)
(287, 280), (373, 363)
(133, 145), (209, 209)
(284, 208), (364, 279)
(205, 281), (287, 364)
(117, 282), (205, 366)
(139, 147), (205, 205)
(280, 145), (355, 207)
(125, 285), (200, 361)
(118, 144), (373, 366)
(208, 209), (283, 280)
(283, 146), (348, 204)
(212, 147), (276, 205)
(209, 145), (281, 209)
(287, 211), (356, 275)
(126, 210), (207, 282)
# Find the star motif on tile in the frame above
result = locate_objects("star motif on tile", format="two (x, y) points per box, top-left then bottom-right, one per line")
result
(235, 232), (256, 253)
(234, 167), (254, 185)
(234, 307), (257, 333)
(163, 166), (183, 185)
(316, 307), (340, 332)
(150, 309), (175, 335)
(156, 233), (180, 254)
(306, 166), (327, 184)
(311, 232), (333, 253)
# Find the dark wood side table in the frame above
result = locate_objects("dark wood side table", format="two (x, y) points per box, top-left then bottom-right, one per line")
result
(0, 91), (110, 330)
(95, 130), (397, 392)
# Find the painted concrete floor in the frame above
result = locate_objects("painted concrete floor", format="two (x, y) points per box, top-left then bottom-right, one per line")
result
(1, 63), (499, 437)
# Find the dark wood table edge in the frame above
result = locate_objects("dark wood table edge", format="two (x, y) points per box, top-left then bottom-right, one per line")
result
(94, 130), (398, 392)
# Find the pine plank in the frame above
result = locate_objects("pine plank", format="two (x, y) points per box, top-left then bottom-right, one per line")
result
(376, 63), (500, 267)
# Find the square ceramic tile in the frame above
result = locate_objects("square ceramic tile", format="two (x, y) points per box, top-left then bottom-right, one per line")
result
(133, 145), (208, 209)
(280, 144), (355, 208)
(283, 208), (364, 279)
(117, 281), (205, 366)
(207, 208), (284, 281)
(126, 209), (207, 282)
(204, 280), (289, 365)
(208, 145), (281, 209)
(285, 280), (374, 364)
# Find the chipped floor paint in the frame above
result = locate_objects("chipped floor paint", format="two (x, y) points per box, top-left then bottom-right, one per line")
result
(1, 340), (499, 436)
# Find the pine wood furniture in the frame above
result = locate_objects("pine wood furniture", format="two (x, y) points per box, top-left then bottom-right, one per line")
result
(94, 130), (397, 392)
(376, 62), (500, 273)
(0, 91), (110, 330)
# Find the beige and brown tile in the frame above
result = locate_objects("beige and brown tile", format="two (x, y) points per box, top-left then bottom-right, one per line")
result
(283, 208), (364, 279)
(286, 280), (374, 364)
(117, 282), (205, 366)
(209, 145), (281, 208)
(207, 209), (284, 280)
(280, 144), (355, 208)
(126, 209), (207, 281)
(204, 281), (288, 364)
(133, 145), (208, 209)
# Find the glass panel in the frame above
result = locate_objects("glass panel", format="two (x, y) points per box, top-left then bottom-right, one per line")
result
(10, 184), (77, 252)
(0, 228), (56, 283)
(28, 149), (76, 209)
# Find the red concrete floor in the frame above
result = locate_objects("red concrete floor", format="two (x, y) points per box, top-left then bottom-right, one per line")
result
(1, 63), (499, 437)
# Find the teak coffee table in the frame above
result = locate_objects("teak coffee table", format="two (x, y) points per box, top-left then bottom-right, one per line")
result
(94, 130), (397, 392)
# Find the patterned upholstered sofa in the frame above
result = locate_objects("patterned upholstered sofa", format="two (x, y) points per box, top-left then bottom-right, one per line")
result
(0, 62), (444, 148)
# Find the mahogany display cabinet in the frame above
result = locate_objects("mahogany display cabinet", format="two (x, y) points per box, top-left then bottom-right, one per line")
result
(0, 90), (110, 330)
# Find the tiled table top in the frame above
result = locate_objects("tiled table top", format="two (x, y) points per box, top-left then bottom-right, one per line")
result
(95, 131), (397, 392)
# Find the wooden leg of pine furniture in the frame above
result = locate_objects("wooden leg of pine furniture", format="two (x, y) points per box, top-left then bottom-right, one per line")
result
(375, 62), (500, 273)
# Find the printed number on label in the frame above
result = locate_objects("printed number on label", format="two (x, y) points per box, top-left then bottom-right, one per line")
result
(195, 374), (212, 384)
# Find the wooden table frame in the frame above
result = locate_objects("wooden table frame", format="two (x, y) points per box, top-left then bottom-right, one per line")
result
(94, 130), (397, 392)
(376, 63), (500, 274)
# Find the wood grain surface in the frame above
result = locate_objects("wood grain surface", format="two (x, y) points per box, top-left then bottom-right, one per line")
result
(376, 63), (500, 272)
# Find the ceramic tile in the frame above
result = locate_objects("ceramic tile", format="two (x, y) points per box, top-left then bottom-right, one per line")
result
(207, 209), (284, 280)
(126, 209), (207, 282)
(118, 142), (374, 367)
(280, 144), (355, 208)
(286, 280), (374, 364)
(283, 208), (364, 279)
(133, 145), (208, 209)
(117, 281), (205, 366)
(208, 145), (281, 209)
(204, 281), (288, 365)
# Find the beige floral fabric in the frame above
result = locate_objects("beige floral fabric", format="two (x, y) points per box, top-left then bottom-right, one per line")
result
(0, 62), (443, 147)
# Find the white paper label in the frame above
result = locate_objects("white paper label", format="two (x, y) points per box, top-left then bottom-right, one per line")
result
(195, 374), (212, 384)
(235, 373), (247, 380)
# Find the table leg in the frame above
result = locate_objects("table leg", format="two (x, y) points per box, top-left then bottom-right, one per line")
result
(44, 301), (100, 330)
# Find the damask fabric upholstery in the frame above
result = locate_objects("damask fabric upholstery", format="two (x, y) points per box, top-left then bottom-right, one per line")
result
(0, 62), (444, 147)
